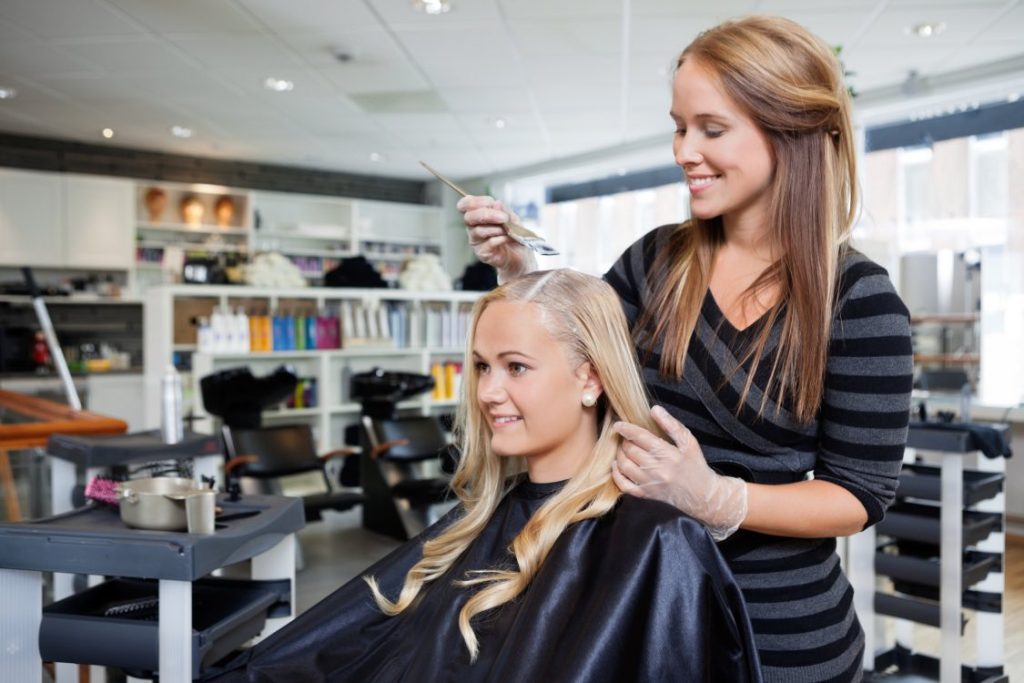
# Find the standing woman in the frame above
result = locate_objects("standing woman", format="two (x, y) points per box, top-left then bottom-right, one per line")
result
(460, 15), (913, 683)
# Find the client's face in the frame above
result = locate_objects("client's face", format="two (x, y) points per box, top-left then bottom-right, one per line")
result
(473, 301), (597, 482)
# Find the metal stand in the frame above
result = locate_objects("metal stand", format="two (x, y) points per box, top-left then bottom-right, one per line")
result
(854, 424), (1009, 682)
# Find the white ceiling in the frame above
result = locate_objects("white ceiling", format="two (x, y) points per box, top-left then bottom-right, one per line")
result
(0, 0), (1022, 182)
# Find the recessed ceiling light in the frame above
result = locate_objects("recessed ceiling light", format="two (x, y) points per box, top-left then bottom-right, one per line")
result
(493, 117), (507, 129)
(171, 125), (193, 138)
(369, 152), (386, 162)
(101, 128), (114, 139)
(263, 77), (294, 92)
(1009, 93), (1020, 103)
(907, 22), (946, 38)
(0, 87), (17, 100)
(413, 0), (451, 15)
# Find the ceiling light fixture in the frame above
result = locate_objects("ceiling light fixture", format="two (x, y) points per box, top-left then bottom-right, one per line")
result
(369, 152), (385, 162)
(0, 87), (17, 100)
(907, 22), (946, 38)
(413, 0), (451, 15)
(493, 117), (507, 129)
(171, 125), (193, 138)
(101, 128), (114, 139)
(263, 77), (294, 92)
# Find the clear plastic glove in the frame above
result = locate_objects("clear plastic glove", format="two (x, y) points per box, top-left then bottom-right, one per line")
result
(456, 195), (536, 281)
(611, 405), (748, 541)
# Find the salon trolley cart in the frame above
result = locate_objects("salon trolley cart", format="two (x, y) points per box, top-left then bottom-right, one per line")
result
(0, 492), (303, 682)
(849, 421), (1011, 683)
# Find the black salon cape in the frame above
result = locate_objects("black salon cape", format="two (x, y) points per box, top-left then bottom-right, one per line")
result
(203, 479), (761, 683)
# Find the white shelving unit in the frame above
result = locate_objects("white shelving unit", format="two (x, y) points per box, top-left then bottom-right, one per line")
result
(143, 284), (479, 451)
(250, 191), (445, 286)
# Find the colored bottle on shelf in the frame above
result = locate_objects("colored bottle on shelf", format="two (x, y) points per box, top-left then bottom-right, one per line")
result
(431, 362), (444, 400)
(235, 308), (250, 353)
(305, 314), (318, 350)
(196, 316), (213, 353)
(248, 313), (261, 352)
(271, 309), (285, 351)
(444, 361), (456, 400)
(307, 377), (318, 407)
(210, 306), (229, 353)
(260, 312), (273, 351)
(295, 313), (306, 350)
(283, 311), (296, 350)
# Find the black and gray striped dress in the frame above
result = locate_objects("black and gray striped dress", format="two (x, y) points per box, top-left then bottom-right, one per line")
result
(605, 225), (913, 683)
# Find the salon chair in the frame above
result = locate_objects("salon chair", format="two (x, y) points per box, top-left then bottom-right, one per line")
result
(222, 423), (364, 522)
(351, 368), (457, 540)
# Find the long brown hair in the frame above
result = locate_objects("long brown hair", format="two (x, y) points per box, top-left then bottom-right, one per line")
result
(635, 15), (855, 423)
(367, 269), (661, 659)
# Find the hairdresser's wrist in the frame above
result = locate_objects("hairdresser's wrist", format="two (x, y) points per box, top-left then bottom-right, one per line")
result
(706, 476), (748, 542)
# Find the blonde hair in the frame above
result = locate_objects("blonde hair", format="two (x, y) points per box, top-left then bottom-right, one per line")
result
(636, 15), (855, 423)
(367, 269), (660, 659)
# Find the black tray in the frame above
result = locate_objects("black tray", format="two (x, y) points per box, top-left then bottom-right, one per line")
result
(875, 548), (1000, 589)
(876, 501), (1001, 547)
(40, 576), (288, 679)
(896, 464), (1004, 506)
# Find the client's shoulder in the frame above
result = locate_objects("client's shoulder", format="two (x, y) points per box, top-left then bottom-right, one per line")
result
(611, 494), (714, 544)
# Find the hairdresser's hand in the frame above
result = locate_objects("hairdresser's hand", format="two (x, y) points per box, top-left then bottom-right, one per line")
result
(457, 195), (536, 281)
(612, 405), (747, 541)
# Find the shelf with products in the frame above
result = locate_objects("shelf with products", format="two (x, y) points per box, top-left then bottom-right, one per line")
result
(130, 182), (252, 296)
(144, 285), (479, 451)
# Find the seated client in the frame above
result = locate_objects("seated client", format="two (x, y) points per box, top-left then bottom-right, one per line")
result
(204, 269), (761, 682)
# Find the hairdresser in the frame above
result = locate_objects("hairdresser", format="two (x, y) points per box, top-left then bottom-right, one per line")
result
(459, 16), (912, 683)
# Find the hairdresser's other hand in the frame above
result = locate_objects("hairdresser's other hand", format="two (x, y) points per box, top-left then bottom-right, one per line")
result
(612, 405), (747, 541)
(457, 195), (536, 281)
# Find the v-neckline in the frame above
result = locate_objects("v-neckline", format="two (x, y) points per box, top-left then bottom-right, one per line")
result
(704, 288), (772, 335)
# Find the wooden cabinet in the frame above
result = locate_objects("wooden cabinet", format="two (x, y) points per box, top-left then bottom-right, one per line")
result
(0, 169), (134, 269)
(0, 168), (64, 267)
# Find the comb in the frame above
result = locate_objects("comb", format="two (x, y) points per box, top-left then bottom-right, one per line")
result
(419, 161), (559, 256)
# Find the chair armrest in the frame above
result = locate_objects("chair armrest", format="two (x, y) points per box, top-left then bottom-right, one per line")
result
(370, 438), (410, 460)
(320, 447), (359, 462)
(224, 454), (258, 476)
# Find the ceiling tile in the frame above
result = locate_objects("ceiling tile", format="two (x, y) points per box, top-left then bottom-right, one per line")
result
(319, 61), (430, 94)
(972, 3), (1024, 43)
(505, 19), (622, 57)
(0, 0), (144, 39)
(498, 0), (620, 21)
(54, 36), (199, 74)
(630, 0), (758, 14)
(371, 0), (502, 27)
(236, 0), (381, 32)
(276, 27), (406, 67)
(106, 0), (260, 33)
(0, 40), (102, 78)
(520, 54), (620, 86)
(438, 86), (536, 115)
(207, 65), (336, 98)
(857, 6), (1006, 47)
(167, 32), (304, 68)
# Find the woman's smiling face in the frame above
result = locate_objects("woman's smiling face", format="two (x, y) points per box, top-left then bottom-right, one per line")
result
(472, 300), (599, 482)
(671, 57), (775, 230)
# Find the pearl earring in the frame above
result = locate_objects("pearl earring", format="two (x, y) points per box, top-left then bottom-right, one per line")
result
(582, 392), (597, 408)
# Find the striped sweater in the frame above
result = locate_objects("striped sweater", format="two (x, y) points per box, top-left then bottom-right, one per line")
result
(605, 225), (913, 683)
